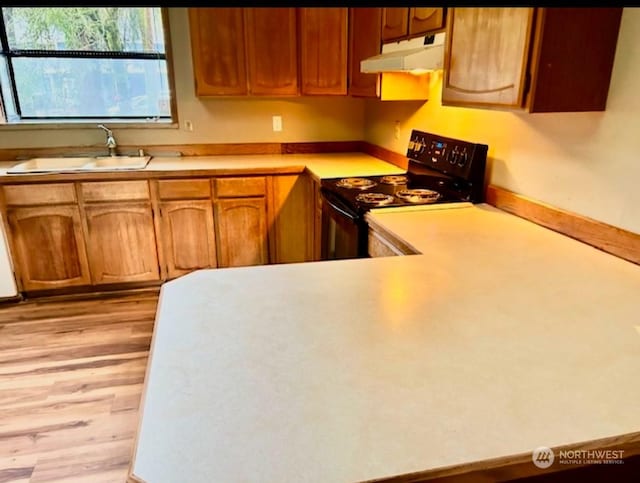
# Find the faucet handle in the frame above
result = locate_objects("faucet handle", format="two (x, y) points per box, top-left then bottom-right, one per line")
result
(97, 124), (112, 135)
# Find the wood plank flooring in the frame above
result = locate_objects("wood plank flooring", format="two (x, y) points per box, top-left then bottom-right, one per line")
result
(0, 291), (159, 483)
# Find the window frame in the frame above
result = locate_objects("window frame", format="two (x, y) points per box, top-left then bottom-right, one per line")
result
(0, 7), (178, 128)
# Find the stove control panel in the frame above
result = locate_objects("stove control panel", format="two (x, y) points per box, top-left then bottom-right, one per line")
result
(407, 130), (487, 181)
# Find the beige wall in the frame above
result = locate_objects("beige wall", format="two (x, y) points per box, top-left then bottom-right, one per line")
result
(0, 8), (365, 149)
(365, 8), (640, 234)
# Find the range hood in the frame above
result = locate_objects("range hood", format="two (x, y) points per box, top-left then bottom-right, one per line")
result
(361, 32), (445, 74)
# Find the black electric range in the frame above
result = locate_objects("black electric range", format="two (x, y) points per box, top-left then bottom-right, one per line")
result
(319, 130), (488, 259)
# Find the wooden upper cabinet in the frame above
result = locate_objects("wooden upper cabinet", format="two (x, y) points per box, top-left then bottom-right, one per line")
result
(7, 205), (91, 291)
(442, 7), (623, 112)
(349, 8), (382, 98)
(528, 8), (622, 112)
(382, 8), (444, 41)
(299, 8), (348, 95)
(409, 8), (445, 35)
(244, 8), (298, 96)
(84, 202), (160, 284)
(442, 8), (534, 108)
(381, 8), (409, 41)
(189, 8), (247, 96)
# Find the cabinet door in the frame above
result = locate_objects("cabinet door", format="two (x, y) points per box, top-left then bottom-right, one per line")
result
(84, 202), (160, 284)
(349, 8), (381, 98)
(299, 8), (348, 95)
(215, 198), (268, 268)
(268, 175), (314, 264)
(442, 8), (534, 108)
(7, 206), (91, 291)
(245, 8), (298, 96)
(381, 8), (409, 41)
(409, 8), (445, 35)
(188, 8), (247, 96)
(160, 200), (217, 279)
(529, 8), (622, 113)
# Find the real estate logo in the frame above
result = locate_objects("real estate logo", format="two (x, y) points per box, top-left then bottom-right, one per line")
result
(532, 446), (625, 469)
(532, 446), (555, 469)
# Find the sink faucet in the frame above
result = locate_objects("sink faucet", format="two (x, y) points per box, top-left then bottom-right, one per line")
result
(97, 124), (117, 157)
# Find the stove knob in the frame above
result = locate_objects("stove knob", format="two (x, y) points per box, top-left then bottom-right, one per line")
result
(457, 150), (469, 167)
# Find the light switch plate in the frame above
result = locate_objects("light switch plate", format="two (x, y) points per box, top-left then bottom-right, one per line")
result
(272, 116), (282, 132)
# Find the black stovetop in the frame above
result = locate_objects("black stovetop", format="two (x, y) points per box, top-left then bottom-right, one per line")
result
(320, 173), (470, 215)
(321, 130), (489, 217)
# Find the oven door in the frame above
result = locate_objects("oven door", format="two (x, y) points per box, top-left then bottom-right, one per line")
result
(320, 189), (368, 260)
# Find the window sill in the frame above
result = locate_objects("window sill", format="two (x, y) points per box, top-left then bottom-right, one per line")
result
(0, 119), (179, 131)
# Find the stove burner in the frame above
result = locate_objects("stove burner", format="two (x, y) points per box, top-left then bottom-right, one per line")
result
(396, 188), (442, 204)
(355, 192), (395, 206)
(380, 175), (408, 185)
(336, 177), (377, 190)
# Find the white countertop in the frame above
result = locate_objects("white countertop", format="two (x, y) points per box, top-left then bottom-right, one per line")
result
(0, 152), (405, 180)
(132, 204), (640, 482)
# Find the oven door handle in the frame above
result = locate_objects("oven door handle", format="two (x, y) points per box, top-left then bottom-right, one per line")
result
(320, 188), (360, 222)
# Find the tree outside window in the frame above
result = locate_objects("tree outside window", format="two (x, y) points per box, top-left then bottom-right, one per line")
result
(0, 7), (173, 123)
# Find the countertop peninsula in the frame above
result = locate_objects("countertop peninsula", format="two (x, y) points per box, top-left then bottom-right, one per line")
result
(130, 204), (640, 482)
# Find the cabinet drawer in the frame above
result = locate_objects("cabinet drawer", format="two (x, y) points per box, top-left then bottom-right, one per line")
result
(3, 183), (77, 206)
(81, 181), (149, 202)
(158, 179), (211, 200)
(214, 177), (266, 198)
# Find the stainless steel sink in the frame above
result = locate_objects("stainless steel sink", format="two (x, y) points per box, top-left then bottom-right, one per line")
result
(6, 155), (151, 174)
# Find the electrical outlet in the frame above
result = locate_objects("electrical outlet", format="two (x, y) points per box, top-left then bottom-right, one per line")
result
(272, 115), (283, 132)
(185, 120), (194, 132)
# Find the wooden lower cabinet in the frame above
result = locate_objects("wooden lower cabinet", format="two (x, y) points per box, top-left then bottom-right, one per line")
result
(160, 200), (217, 279)
(84, 202), (160, 284)
(313, 178), (323, 261)
(7, 205), (91, 291)
(1, 171), (321, 295)
(268, 174), (314, 264)
(214, 197), (268, 268)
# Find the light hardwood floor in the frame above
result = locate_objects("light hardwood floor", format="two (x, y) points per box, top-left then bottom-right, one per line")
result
(0, 291), (159, 483)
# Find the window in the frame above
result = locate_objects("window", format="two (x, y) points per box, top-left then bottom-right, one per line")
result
(0, 7), (173, 124)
